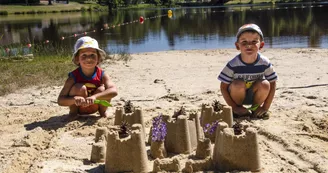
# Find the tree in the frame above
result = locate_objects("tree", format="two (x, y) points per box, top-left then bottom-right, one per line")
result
(48, 0), (52, 5)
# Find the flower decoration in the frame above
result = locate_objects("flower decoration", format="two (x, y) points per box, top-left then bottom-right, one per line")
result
(151, 114), (167, 142)
(203, 120), (219, 135)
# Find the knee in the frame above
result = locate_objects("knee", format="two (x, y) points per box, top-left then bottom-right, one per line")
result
(231, 80), (247, 91)
(69, 83), (88, 96)
(254, 80), (270, 92)
(94, 84), (105, 94)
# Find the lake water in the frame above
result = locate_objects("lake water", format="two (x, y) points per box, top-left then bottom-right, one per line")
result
(1, 2), (328, 54)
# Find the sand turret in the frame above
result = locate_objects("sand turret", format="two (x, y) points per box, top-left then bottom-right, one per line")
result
(114, 106), (145, 138)
(163, 111), (203, 154)
(105, 124), (148, 173)
(200, 104), (233, 142)
(213, 122), (261, 172)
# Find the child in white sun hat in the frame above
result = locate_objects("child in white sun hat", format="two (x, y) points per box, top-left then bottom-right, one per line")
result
(58, 36), (117, 120)
(218, 24), (278, 119)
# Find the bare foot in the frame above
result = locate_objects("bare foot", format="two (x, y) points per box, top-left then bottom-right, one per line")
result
(99, 111), (113, 118)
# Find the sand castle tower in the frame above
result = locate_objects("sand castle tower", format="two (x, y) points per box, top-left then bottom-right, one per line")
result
(105, 124), (149, 173)
(114, 103), (145, 138)
(200, 101), (233, 142)
(162, 109), (204, 154)
(212, 122), (261, 172)
(90, 127), (107, 163)
(183, 138), (213, 173)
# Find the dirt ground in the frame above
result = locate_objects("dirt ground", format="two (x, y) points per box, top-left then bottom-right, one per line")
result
(0, 48), (327, 173)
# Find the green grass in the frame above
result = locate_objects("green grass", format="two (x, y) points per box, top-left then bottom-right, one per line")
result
(0, 2), (105, 15)
(224, 0), (303, 5)
(0, 55), (75, 96)
(0, 48), (132, 96)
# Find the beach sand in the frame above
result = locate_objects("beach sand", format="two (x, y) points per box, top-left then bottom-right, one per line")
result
(0, 48), (327, 173)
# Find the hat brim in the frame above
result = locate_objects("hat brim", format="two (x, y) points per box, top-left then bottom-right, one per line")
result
(72, 48), (106, 66)
(236, 28), (264, 40)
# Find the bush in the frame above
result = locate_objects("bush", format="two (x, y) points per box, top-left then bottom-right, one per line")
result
(0, 11), (9, 15)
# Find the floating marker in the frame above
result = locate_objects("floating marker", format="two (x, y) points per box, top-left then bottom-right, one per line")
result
(139, 16), (144, 24)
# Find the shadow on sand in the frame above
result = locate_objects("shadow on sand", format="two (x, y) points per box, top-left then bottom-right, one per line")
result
(24, 114), (102, 131)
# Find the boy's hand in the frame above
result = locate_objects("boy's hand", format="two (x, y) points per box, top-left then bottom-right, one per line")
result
(253, 106), (268, 117)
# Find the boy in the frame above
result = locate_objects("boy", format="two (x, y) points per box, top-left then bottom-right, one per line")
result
(218, 24), (277, 118)
(58, 36), (118, 119)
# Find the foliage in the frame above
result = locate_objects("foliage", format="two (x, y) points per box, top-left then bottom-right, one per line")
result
(151, 114), (167, 142)
(232, 121), (243, 135)
(203, 120), (219, 135)
(172, 106), (186, 120)
(119, 121), (131, 138)
(124, 100), (134, 113)
(212, 100), (224, 112)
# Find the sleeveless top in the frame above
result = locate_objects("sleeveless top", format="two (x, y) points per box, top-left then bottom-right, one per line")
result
(69, 66), (104, 96)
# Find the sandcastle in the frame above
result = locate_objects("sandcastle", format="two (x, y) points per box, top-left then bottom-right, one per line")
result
(114, 106), (146, 138)
(213, 122), (261, 172)
(90, 127), (107, 163)
(105, 124), (149, 173)
(153, 158), (180, 172)
(183, 138), (213, 172)
(200, 102), (233, 142)
(162, 109), (204, 154)
(90, 104), (260, 173)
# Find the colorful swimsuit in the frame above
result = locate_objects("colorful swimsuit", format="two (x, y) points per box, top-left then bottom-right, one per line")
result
(69, 66), (104, 96)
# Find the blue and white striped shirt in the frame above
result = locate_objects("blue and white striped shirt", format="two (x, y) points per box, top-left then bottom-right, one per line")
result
(218, 53), (277, 86)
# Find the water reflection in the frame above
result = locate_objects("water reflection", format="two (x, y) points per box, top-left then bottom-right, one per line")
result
(0, 3), (328, 54)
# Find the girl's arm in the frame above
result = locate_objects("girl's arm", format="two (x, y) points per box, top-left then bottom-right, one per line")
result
(57, 77), (76, 106)
(92, 73), (118, 100)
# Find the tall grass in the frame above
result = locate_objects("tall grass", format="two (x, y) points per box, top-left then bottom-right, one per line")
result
(0, 43), (132, 96)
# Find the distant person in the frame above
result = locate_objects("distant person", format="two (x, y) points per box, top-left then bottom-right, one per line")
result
(218, 24), (277, 119)
(58, 36), (118, 119)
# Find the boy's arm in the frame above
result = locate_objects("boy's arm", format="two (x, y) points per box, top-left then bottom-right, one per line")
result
(262, 81), (276, 110)
(92, 73), (118, 100)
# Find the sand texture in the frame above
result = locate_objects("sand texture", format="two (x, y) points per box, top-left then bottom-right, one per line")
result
(0, 48), (327, 173)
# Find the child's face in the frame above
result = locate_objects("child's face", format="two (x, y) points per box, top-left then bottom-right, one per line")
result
(235, 32), (264, 56)
(77, 48), (99, 68)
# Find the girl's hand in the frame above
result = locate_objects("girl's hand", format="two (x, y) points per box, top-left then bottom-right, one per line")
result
(74, 96), (86, 106)
(85, 96), (96, 106)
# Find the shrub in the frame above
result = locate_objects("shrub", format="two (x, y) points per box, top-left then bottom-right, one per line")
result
(0, 11), (9, 15)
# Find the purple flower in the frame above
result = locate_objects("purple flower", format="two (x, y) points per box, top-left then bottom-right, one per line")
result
(203, 120), (219, 135)
(152, 114), (167, 142)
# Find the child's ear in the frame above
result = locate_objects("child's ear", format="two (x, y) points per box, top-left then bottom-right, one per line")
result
(235, 42), (240, 50)
(259, 41), (265, 50)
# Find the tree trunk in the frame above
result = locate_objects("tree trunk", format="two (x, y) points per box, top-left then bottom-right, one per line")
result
(48, 0), (52, 5)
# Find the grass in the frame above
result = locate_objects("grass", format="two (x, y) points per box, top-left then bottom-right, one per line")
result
(0, 46), (132, 96)
(0, 2), (106, 15)
(224, 0), (304, 5)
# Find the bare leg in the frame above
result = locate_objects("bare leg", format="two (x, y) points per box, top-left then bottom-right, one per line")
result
(67, 83), (88, 120)
(229, 80), (249, 115)
(229, 80), (247, 105)
(252, 80), (270, 107)
(93, 85), (110, 118)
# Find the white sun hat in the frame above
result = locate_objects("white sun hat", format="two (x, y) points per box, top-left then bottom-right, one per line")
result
(236, 24), (264, 40)
(72, 36), (106, 65)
